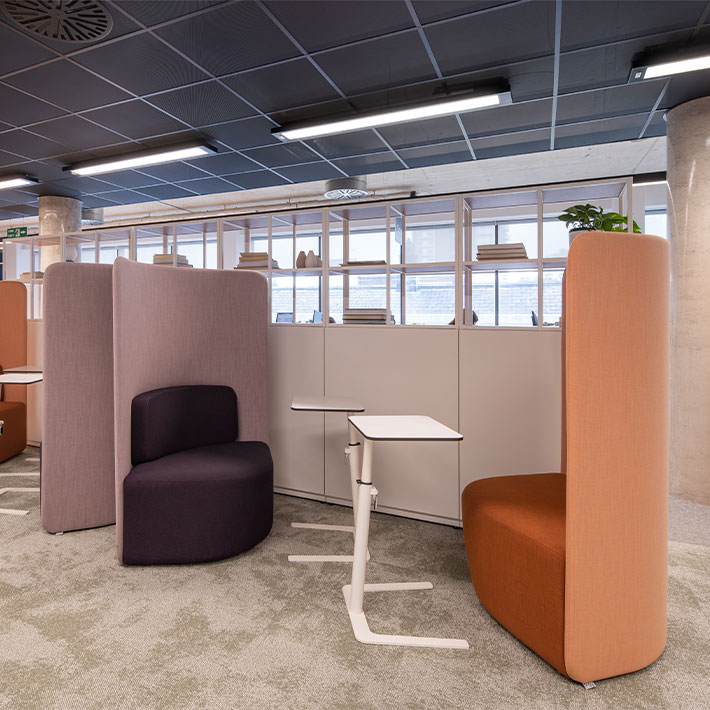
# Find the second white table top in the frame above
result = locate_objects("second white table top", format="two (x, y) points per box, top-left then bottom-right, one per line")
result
(348, 415), (462, 441)
(291, 395), (365, 412)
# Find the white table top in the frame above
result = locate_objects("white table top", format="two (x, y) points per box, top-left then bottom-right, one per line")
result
(292, 395), (365, 412)
(0, 373), (43, 385)
(348, 415), (463, 441)
(3, 365), (43, 373)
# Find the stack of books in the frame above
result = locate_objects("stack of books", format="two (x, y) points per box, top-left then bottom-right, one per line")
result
(340, 259), (386, 267)
(19, 271), (44, 282)
(236, 252), (279, 269)
(153, 253), (192, 267)
(343, 308), (388, 325)
(476, 243), (528, 261)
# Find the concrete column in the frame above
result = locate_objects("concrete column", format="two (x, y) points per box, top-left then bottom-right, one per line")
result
(38, 195), (82, 269)
(667, 96), (710, 506)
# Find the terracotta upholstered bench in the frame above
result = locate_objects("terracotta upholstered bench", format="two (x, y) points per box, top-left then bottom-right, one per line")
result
(0, 401), (27, 462)
(462, 232), (670, 684)
(122, 385), (273, 565)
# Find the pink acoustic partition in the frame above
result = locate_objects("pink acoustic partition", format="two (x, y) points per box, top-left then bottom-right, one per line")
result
(112, 258), (268, 562)
(42, 263), (115, 533)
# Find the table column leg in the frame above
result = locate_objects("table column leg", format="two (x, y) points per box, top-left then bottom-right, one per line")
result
(346, 418), (361, 528)
(348, 438), (374, 615)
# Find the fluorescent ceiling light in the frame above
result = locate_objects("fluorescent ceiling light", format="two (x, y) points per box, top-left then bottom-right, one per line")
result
(0, 175), (38, 190)
(66, 142), (217, 176)
(630, 54), (710, 81)
(273, 91), (511, 141)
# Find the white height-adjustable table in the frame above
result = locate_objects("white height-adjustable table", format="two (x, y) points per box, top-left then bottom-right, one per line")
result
(0, 369), (43, 516)
(343, 415), (469, 650)
(289, 395), (369, 563)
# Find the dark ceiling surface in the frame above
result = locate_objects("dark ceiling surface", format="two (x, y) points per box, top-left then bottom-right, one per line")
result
(0, 0), (708, 219)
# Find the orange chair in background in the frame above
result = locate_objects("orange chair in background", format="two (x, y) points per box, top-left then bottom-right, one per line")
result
(0, 281), (28, 462)
(462, 232), (670, 684)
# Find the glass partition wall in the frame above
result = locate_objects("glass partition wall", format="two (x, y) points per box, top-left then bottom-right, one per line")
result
(1, 177), (637, 324)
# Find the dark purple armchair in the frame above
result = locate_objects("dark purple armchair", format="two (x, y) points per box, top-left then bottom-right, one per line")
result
(122, 385), (273, 565)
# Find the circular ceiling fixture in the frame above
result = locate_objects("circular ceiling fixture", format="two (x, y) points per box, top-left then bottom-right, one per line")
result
(1, 0), (113, 43)
(323, 177), (369, 201)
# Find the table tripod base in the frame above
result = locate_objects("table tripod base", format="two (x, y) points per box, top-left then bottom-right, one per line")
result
(342, 583), (470, 649)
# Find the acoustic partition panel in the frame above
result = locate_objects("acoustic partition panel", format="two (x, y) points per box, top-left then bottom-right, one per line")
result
(112, 258), (268, 562)
(42, 263), (115, 533)
(0, 281), (28, 463)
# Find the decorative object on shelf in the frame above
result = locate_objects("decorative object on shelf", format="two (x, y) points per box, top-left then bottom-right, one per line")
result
(305, 250), (319, 267)
(343, 308), (388, 325)
(153, 253), (192, 268)
(236, 252), (279, 269)
(558, 204), (641, 244)
(476, 243), (527, 261)
(19, 271), (44, 282)
(296, 250), (306, 268)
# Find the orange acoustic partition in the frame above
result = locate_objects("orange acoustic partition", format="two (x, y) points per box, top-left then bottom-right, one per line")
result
(462, 232), (670, 684)
(0, 281), (28, 463)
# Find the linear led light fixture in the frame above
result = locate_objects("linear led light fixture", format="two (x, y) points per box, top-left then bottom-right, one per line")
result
(273, 90), (512, 141)
(629, 53), (710, 81)
(65, 141), (217, 176)
(0, 174), (39, 190)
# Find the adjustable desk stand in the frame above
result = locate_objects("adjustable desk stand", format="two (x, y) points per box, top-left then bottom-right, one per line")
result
(0, 368), (43, 517)
(289, 395), (371, 563)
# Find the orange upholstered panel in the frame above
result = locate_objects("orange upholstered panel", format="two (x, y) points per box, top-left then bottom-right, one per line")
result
(462, 473), (567, 675)
(0, 401), (26, 462)
(564, 232), (669, 682)
(0, 281), (27, 407)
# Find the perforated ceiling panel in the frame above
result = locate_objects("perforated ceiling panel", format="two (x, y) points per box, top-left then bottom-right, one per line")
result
(0, 0), (707, 220)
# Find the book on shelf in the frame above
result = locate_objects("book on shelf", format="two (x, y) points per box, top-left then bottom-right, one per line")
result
(239, 252), (269, 260)
(153, 253), (189, 266)
(342, 307), (390, 325)
(235, 258), (279, 269)
(476, 242), (528, 260)
(340, 259), (387, 266)
(19, 271), (44, 282)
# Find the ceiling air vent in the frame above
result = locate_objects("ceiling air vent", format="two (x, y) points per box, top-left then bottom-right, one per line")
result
(324, 177), (368, 201)
(1, 0), (113, 43)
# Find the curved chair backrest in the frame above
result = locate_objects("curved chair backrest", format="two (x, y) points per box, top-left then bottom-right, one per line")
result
(42, 263), (115, 533)
(113, 258), (268, 562)
(131, 385), (238, 464)
(0, 281), (27, 405)
(564, 232), (669, 680)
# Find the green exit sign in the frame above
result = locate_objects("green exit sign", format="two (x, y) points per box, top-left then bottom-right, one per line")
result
(6, 227), (27, 238)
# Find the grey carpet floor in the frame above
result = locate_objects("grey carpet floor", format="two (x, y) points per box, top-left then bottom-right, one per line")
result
(1, 448), (708, 710)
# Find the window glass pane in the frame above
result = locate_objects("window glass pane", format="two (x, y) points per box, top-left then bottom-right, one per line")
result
(645, 212), (667, 239)
(471, 223), (495, 254)
(471, 271), (495, 326)
(542, 269), (563, 326)
(295, 274), (321, 323)
(97, 229), (130, 264)
(330, 270), (388, 323)
(271, 274), (292, 323)
(498, 221), (537, 258)
(136, 226), (167, 265)
(271, 224), (293, 269)
(542, 219), (570, 257)
(222, 221), (246, 269)
(499, 269), (538, 326)
(403, 273), (455, 325)
(349, 229), (386, 262)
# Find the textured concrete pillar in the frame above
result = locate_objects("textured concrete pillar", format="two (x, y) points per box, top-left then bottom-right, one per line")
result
(38, 195), (82, 269)
(667, 96), (710, 505)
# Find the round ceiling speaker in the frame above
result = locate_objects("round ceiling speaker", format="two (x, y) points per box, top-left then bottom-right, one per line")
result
(1, 0), (113, 43)
(324, 177), (369, 200)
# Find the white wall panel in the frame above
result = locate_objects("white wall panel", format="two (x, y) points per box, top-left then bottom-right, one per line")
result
(324, 327), (459, 521)
(268, 326), (325, 496)
(459, 329), (561, 501)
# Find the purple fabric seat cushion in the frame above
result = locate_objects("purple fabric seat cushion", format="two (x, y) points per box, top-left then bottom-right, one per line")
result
(131, 385), (237, 464)
(123, 441), (273, 565)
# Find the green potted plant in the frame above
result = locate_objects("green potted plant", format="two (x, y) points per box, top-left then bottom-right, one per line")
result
(557, 203), (641, 244)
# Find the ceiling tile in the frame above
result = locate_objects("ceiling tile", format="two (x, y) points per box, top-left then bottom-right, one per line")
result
(145, 81), (256, 126)
(30, 115), (126, 151)
(412, 1), (511, 24)
(242, 143), (317, 168)
(174, 177), (239, 195)
(83, 100), (187, 139)
(118, 1), (223, 27)
(0, 149), (25, 166)
(314, 31), (437, 95)
(424, 2), (556, 75)
(264, 0), (413, 52)
(305, 130), (388, 159)
(81, 195), (122, 208)
(185, 151), (261, 175)
(139, 183), (198, 200)
(225, 170), (290, 189)
(0, 129), (63, 159)
(3, 60), (133, 112)
(398, 141), (473, 167)
(471, 128), (551, 159)
(74, 33), (209, 95)
(139, 162), (211, 182)
(204, 116), (280, 150)
(0, 83), (66, 125)
(462, 99), (553, 138)
(54, 175), (118, 193)
(561, 0), (706, 51)
(155, 2), (300, 76)
(276, 161), (344, 182)
(659, 72), (710, 111)
(222, 58), (341, 113)
(97, 170), (166, 189)
(0, 23), (56, 74)
(89, 188), (155, 204)
(556, 82), (665, 124)
(333, 152), (405, 176)
(377, 115), (463, 150)
(554, 114), (647, 149)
